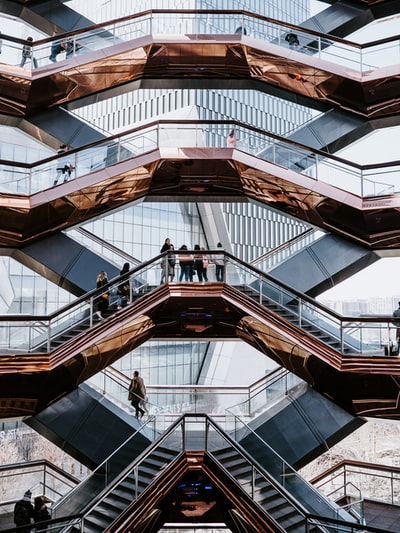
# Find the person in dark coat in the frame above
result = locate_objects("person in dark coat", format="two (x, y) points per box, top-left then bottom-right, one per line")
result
(128, 370), (146, 418)
(117, 262), (130, 309)
(33, 496), (51, 531)
(95, 270), (109, 319)
(14, 490), (34, 530)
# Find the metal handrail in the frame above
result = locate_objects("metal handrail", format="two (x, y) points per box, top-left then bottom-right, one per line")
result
(0, 250), (399, 357)
(0, 9), (398, 70)
(1, 119), (399, 176)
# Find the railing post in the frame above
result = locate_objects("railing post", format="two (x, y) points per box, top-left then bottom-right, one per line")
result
(89, 297), (94, 327)
(340, 322), (344, 353)
(298, 299), (302, 329)
(360, 167), (364, 197)
(391, 471), (394, 504)
(259, 274), (262, 305)
(47, 322), (51, 352)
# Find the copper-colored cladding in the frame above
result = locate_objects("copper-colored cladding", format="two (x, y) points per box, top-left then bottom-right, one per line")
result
(2, 283), (400, 419)
(0, 37), (399, 117)
(112, 451), (279, 533)
(1, 149), (400, 249)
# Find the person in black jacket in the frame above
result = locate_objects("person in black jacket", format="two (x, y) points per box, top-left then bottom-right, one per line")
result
(14, 490), (34, 530)
(33, 496), (51, 531)
(95, 270), (109, 319)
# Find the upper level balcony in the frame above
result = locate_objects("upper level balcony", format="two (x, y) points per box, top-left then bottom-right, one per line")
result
(0, 120), (399, 248)
(0, 10), (399, 117)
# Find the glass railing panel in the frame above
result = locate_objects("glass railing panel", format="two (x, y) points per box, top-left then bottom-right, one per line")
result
(1, 121), (399, 199)
(363, 165), (400, 196)
(53, 417), (158, 519)
(226, 414), (346, 521)
(1, 12), (399, 74)
(228, 372), (303, 420)
(299, 300), (342, 338)
(253, 229), (323, 273)
(0, 462), (77, 507)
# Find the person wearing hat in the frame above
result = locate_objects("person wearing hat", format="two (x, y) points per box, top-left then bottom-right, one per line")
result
(14, 489), (34, 529)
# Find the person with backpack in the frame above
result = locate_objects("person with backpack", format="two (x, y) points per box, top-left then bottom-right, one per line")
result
(14, 490), (34, 530)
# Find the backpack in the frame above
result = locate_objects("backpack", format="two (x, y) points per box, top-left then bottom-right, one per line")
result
(14, 501), (30, 525)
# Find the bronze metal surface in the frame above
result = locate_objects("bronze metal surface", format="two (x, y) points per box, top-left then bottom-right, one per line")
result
(1, 150), (400, 249)
(2, 284), (400, 419)
(0, 37), (399, 118)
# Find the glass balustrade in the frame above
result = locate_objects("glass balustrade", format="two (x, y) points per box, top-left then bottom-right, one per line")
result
(251, 228), (323, 272)
(1, 11), (398, 73)
(0, 460), (78, 510)
(0, 252), (398, 358)
(1, 121), (398, 198)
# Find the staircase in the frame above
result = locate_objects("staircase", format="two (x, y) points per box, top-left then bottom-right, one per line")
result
(211, 446), (329, 532)
(59, 445), (179, 533)
(234, 282), (358, 354)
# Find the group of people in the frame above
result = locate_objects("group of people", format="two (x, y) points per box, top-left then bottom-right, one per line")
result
(159, 239), (225, 283)
(94, 263), (131, 319)
(14, 490), (50, 531)
(19, 34), (75, 69)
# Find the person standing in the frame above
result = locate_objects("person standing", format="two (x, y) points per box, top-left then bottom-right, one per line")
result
(193, 244), (204, 282)
(214, 242), (225, 282)
(178, 245), (193, 282)
(33, 496), (51, 532)
(20, 36), (38, 68)
(14, 490), (34, 530)
(128, 370), (146, 418)
(200, 247), (209, 282)
(95, 270), (109, 320)
(117, 262), (130, 309)
(227, 129), (235, 147)
(393, 301), (400, 353)
(167, 243), (176, 282)
(160, 238), (171, 284)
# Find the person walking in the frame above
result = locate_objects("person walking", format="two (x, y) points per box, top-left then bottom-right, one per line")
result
(14, 490), (34, 531)
(33, 496), (51, 532)
(95, 270), (109, 320)
(214, 242), (225, 282)
(117, 262), (130, 309)
(128, 370), (146, 418)
(20, 36), (38, 68)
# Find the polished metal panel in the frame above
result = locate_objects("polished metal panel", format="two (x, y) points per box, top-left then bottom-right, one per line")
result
(2, 284), (400, 419)
(0, 313), (154, 418)
(1, 150), (400, 249)
(0, 38), (399, 118)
